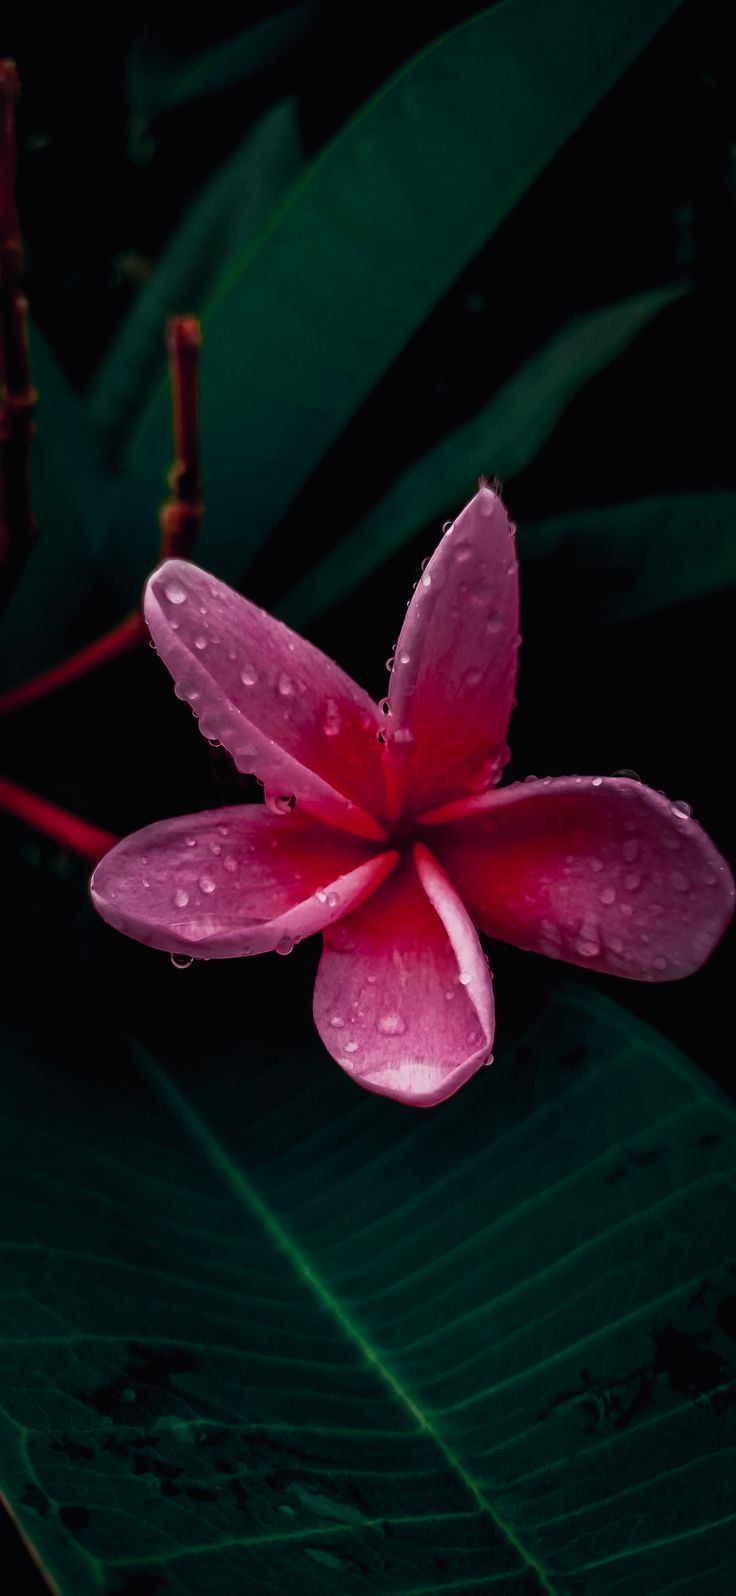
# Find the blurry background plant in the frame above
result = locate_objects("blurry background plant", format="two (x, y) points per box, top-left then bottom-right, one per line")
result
(0, 4), (735, 1594)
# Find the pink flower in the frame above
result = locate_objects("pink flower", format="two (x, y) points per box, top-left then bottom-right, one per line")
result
(91, 487), (734, 1106)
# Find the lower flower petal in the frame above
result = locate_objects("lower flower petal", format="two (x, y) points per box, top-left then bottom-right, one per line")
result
(313, 842), (494, 1106)
(422, 776), (735, 980)
(91, 806), (397, 958)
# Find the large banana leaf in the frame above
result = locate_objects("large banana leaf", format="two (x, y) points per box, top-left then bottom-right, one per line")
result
(1, 982), (734, 1594)
(278, 284), (685, 628)
(102, 0), (683, 607)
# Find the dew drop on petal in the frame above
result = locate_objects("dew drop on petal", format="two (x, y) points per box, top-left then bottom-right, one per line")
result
(653, 956), (667, 971)
(599, 887), (616, 905)
(240, 665), (258, 687)
(672, 799), (692, 818)
(591, 777), (603, 787)
(164, 579), (188, 605)
(278, 672), (295, 698)
(171, 953), (193, 969)
(199, 876), (216, 894)
(421, 572), (432, 588)
(329, 1015), (345, 1029)
(185, 837), (197, 848)
(458, 971), (472, 987)
(327, 892), (339, 909)
(344, 1041), (359, 1054)
(224, 855), (238, 873)
(174, 889), (189, 908)
(194, 636), (207, 651)
(377, 1013), (406, 1036)
(624, 873), (641, 891)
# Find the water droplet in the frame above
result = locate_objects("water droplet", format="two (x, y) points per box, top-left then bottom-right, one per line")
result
(171, 953), (193, 970)
(194, 635), (207, 651)
(399, 652), (411, 666)
(266, 791), (296, 816)
(653, 956), (667, 971)
(506, 562), (516, 577)
(576, 938), (600, 958)
(421, 572), (432, 588)
(391, 726), (414, 746)
(327, 892), (339, 909)
(221, 855), (237, 874)
(524, 774), (539, 784)
(701, 869), (718, 887)
(275, 936), (293, 956)
(599, 887), (616, 905)
(278, 673), (295, 697)
(240, 665), (258, 687)
(185, 837), (197, 848)
(344, 1041), (359, 1054)
(378, 697), (390, 717)
(613, 768), (641, 782)
(199, 875), (216, 894)
(323, 698), (341, 737)
(672, 799), (692, 818)
(377, 1013), (406, 1035)
(671, 870), (689, 892)
(315, 890), (328, 904)
(454, 545), (472, 564)
(174, 889), (189, 908)
(458, 971), (472, 987)
(609, 937), (624, 954)
(591, 777), (603, 788)
(624, 873), (641, 891)
(164, 579), (188, 605)
(329, 1015), (345, 1029)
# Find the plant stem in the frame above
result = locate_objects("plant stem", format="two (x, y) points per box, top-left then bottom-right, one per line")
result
(159, 314), (203, 560)
(0, 776), (117, 862)
(0, 60), (37, 615)
(0, 610), (147, 716)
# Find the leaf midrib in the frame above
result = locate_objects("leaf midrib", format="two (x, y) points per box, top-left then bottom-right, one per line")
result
(139, 1049), (559, 1596)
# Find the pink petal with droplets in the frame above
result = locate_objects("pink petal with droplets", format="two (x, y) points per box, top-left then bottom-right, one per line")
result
(422, 776), (735, 981)
(313, 842), (494, 1106)
(145, 560), (387, 841)
(91, 805), (397, 958)
(384, 486), (519, 819)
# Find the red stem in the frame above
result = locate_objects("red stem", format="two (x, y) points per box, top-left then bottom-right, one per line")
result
(0, 61), (37, 614)
(0, 610), (147, 716)
(0, 776), (118, 862)
(159, 314), (203, 560)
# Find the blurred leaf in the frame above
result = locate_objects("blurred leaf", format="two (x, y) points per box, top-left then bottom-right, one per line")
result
(103, 0), (683, 607)
(88, 100), (305, 469)
(0, 327), (111, 690)
(1, 983), (734, 1594)
(519, 493), (736, 621)
(128, 5), (315, 126)
(279, 284), (686, 628)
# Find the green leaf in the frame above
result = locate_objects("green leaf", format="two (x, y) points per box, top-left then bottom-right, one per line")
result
(128, 6), (315, 126)
(0, 327), (111, 690)
(519, 493), (736, 620)
(88, 100), (305, 469)
(104, 0), (684, 607)
(1, 983), (734, 1593)
(278, 284), (686, 629)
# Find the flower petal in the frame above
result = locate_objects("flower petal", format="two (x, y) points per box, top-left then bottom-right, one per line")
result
(91, 805), (397, 958)
(423, 777), (735, 980)
(385, 486), (519, 818)
(145, 560), (387, 840)
(313, 842), (494, 1106)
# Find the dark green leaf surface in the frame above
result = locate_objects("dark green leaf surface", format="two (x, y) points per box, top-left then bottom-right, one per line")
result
(89, 101), (305, 469)
(278, 285), (685, 628)
(128, 6), (315, 126)
(103, 0), (683, 607)
(519, 493), (736, 621)
(0, 327), (110, 690)
(1, 984), (734, 1594)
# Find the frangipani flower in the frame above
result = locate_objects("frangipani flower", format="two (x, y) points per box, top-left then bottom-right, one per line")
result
(91, 487), (734, 1106)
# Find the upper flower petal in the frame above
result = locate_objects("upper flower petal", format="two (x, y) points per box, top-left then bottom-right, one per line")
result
(423, 776), (734, 981)
(145, 560), (387, 841)
(384, 486), (519, 818)
(91, 805), (397, 958)
(313, 842), (494, 1106)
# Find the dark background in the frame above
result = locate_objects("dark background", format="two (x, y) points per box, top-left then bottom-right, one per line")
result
(1, 5), (734, 1581)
